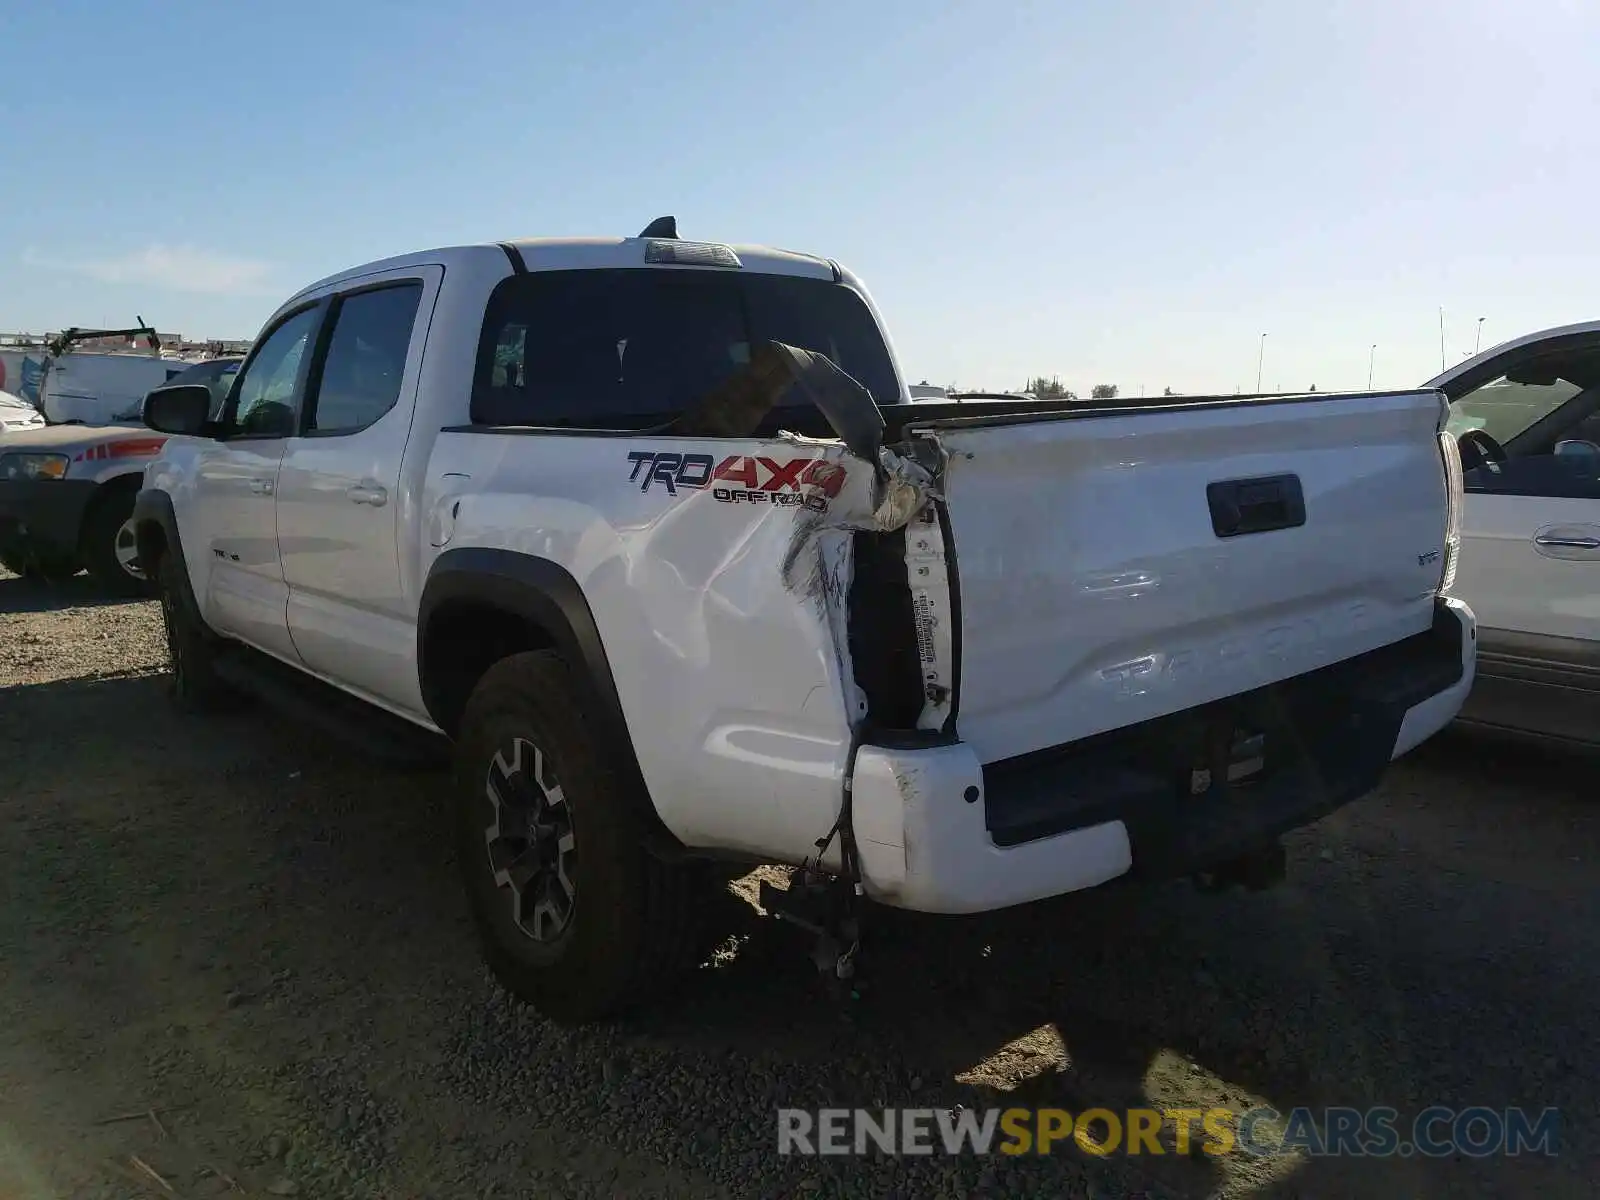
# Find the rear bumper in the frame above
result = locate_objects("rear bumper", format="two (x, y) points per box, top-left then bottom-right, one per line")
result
(851, 597), (1476, 913)
(0, 479), (96, 562)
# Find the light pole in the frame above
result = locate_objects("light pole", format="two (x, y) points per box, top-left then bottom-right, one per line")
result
(1475, 317), (1486, 356)
(1368, 343), (1376, 390)
(1256, 333), (1267, 393)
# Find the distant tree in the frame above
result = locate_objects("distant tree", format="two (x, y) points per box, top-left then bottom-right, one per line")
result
(1025, 375), (1076, 401)
(1091, 383), (1119, 399)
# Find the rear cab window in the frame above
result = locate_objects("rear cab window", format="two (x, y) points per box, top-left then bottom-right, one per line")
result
(470, 268), (900, 428)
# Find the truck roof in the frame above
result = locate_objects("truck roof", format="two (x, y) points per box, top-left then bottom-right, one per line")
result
(1426, 318), (1600, 392)
(287, 234), (847, 310)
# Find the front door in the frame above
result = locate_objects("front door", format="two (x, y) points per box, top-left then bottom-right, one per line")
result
(276, 271), (436, 714)
(1458, 491), (1600, 646)
(191, 304), (324, 662)
(1445, 368), (1600, 740)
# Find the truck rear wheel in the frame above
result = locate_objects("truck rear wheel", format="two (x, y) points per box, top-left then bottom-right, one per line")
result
(454, 650), (709, 1024)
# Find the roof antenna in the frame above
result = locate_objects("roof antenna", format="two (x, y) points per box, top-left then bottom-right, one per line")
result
(638, 215), (677, 239)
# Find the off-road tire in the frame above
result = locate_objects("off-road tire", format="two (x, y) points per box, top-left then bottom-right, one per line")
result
(82, 485), (154, 598)
(455, 650), (712, 1024)
(157, 551), (233, 712)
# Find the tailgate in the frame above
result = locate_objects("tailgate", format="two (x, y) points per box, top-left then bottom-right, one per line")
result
(915, 391), (1451, 765)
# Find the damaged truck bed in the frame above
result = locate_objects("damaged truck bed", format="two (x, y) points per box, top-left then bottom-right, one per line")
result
(134, 223), (1477, 1021)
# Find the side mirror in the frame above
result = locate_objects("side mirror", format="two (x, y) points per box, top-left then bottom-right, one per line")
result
(143, 384), (215, 436)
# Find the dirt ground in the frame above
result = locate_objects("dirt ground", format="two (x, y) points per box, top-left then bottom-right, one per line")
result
(2, 569), (1597, 1199)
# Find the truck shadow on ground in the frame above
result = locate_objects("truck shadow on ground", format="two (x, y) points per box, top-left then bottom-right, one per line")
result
(625, 732), (1600, 1199)
(4, 671), (1596, 1199)
(0, 571), (139, 614)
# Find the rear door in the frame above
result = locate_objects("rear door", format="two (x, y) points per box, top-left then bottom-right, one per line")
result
(276, 268), (438, 713)
(1438, 364), (1600, 739)
(1446, 373), (1600, 644)
(190, 304), (324, 661)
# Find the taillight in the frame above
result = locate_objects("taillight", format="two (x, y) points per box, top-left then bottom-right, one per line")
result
(1437, 430), (1464, 594)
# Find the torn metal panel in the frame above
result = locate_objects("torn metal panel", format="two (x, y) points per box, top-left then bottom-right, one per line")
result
(686, 336), (941, 536)
(671, 339), (889, 461)
(773, 432), (940, 532)
(819, 529), (867, 727)
(769, 342), (886, 462)
(776, 425), (946, 747)
(776, 512), (866, 726)
(688, 338), (948, 748)
(869, 446), (938, 532)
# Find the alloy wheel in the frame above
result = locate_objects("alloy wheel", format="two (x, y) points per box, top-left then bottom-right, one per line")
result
(484, 736), (577, 942)
(113, 518), (146, 580)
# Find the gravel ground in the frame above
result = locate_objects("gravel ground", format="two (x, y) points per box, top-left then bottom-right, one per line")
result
(1, 567), (1597, 1199)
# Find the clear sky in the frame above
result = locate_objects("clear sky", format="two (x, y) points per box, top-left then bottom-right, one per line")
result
(2, 0), (1595, 395)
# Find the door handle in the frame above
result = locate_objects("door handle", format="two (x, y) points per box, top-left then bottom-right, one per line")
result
(347, 482), (388, 507)
(249, 478), (274, 496)
(1533, 534), (1600, 550)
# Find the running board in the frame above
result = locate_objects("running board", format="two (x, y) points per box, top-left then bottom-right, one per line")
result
(212, 646), (450, 769)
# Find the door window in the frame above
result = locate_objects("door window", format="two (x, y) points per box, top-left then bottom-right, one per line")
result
(230, 308), (321, 437)
(1450, 375), (1600, 499)
(1446, 377), (1579, 444)
(307, 283), (423, 435)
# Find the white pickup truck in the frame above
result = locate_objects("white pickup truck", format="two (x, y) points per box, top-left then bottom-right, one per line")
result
(134, 219), (1476, 1023)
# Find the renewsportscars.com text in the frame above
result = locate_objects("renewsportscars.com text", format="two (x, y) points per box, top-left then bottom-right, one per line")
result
(777, 1105), (1560, 1159)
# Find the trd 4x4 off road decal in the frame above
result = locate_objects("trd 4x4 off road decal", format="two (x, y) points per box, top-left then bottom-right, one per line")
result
(625, 451), (846, 513)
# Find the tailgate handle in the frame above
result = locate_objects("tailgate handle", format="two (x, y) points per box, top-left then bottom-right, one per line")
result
(1206, 474), (1306, 538)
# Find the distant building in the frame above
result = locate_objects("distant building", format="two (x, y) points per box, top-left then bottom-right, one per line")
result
(0, 330), (250, 356)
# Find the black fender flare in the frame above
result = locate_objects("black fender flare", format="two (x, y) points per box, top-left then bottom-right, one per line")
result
(418, 547), (688, 859)
(132, 488), (207, 628)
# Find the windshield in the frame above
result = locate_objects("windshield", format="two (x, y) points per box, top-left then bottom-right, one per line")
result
(471, 268), (900, 425)
(1445, 377), (1580, 444)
